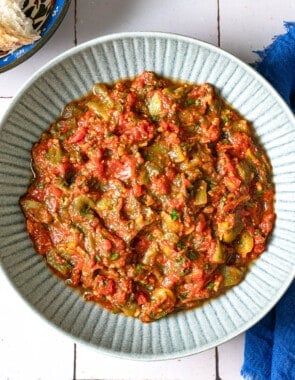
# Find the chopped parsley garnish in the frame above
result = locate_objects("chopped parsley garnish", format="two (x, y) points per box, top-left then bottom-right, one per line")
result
(222, 114), (230, 123)
(177, 241), (185, 250)
(185, 98), (195, 106)
(170, 209), (179, 221)
(134, 263), (143, 275)
(194, 123), (200, 132)
(110, 252), (120, 261)
(187, 251), (199, 260)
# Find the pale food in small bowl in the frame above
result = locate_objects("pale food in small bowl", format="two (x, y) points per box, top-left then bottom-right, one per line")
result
(0, 0), (71, 72)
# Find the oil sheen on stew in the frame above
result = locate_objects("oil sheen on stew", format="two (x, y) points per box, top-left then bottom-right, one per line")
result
(20, 71), (275, 322)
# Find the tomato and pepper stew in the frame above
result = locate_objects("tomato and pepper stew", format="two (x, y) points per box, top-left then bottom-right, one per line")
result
(20, 71), (275, 322)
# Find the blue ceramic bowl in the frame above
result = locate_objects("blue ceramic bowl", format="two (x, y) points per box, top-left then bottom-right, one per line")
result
(0, 0), (71, 73)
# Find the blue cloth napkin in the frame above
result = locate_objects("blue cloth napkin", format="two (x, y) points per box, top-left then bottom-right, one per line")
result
(241, 22), (295, 380)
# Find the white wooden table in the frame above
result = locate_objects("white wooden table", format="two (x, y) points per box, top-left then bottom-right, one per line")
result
(0, 1), (294, 379)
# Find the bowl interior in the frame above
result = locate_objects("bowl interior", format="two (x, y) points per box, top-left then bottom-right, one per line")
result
(0, 32), (294, 360)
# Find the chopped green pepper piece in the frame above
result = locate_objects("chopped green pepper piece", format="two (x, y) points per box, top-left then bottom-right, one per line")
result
(194, 180), (208, 206)
(235, 231), (254, 257)
(211, 240), (226, 263)
(222, 266), (245, 287)
(46, 250), (72, 277)
(206, 282), (215, 290)
(148, 92), (162, 117)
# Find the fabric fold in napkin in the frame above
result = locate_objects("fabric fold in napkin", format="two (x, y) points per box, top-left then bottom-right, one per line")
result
(241, 22), (295, 380)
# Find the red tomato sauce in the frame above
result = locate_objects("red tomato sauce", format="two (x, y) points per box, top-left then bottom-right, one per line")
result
(20, 71), (275, 322)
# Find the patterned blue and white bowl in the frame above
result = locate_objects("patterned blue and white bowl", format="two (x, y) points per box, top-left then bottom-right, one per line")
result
(0, 0), (71, 73)
(0, 32), (294, 360)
